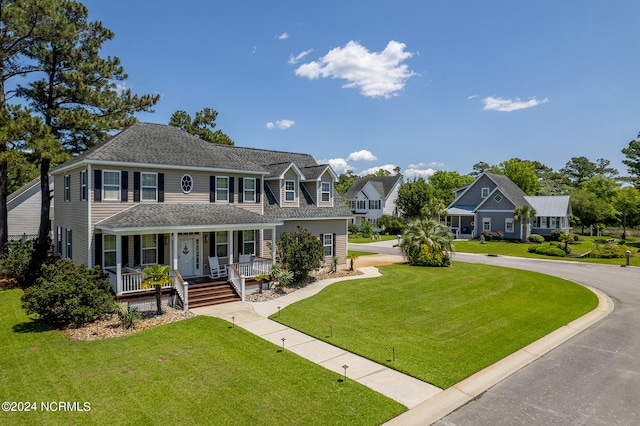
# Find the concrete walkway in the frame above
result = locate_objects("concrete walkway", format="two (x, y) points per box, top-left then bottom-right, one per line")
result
(190, 254), (614, 425)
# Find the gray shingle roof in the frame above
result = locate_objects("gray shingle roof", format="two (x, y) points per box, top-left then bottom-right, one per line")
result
(345, 175), (402, 199)
(485, 172), (531, 208)
(96, 203), (282, 232)
(264, 186), (353, 220)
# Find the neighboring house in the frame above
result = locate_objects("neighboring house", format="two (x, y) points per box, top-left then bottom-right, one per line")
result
(345, 175), (403, 231)
(446, 172), (571, 240)
(7, 176), (54, 241)
(51, 122), (352, 306)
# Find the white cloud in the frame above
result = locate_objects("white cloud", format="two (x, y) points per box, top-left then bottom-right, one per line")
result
(347, 149), (377, 162)
(318, 158), (353, 174)
(482, 96), (549, 112)
(358, 164), (398, 176)
(288, 49), (314, 65)
(428, 161), (444, 167)
(405, 167), (436, 178)
(277, 32), (289, 40)
(467, 94), (479, 100)
(265, 119), (295, 130)
(294, 40), (417, 99)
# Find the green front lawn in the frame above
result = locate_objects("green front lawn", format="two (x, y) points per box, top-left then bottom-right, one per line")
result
(0, 288), (404, 425)
(272, 263), (597, 389)
(349, 234), (399, 244)
(454, 239), (640, 266)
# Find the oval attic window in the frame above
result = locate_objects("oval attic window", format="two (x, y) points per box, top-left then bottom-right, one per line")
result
(181, 174), (193, 194)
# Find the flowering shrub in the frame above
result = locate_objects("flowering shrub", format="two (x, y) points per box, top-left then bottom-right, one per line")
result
(481, 230), (503, 241)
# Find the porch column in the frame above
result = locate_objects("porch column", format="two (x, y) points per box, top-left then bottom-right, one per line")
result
(271, 227), (276, 264)
(172, 232), (179, 270)
(229, 231), (234, 263)
(116, 234), (122, 294)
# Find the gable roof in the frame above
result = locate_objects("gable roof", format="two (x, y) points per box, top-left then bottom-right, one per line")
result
(484, 172), (530, 208)
(264, 184), (352, 220)
(345, 175), (402, 199)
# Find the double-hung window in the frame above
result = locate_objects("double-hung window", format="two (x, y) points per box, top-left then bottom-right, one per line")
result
(65, 228), (72, 259)
(141, 172), (157, 201)
(321, 182), (331, 202)
(56, 226), (62, 255)
(141, 234), (157, 265)
(80, 170), (87, 201)
(242, 230), (255, 255)
(505, 218), (514, 233)
(103, 234), (116, 268)
(285, 180), (295, 201)
(369, 200), (381, 209)
(64, 175), (71, 201)
(481, 187), (490, 198)
(103, 171), (121, 201)
(482, 218), (491, 232)
(323, 234), (333, 257)
(215, 231), (228, 258)
(357, 200), (366, 210)
(216, 177), (229, 202)
(349, 200), (356, 210)
(244, 178), (256, 202)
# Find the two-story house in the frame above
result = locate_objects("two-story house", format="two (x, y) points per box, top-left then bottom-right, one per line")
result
(51, 122), (352, 307)
(345, 175), (403, 231)
(446, 172), (571, 240)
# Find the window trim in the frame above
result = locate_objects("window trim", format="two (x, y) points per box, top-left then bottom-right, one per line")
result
(242, 230), (255, 255)
(64, 175), (71, 201)
(244, 178), (256, 202)
(65, 228), (72, 259)
(284, 180), (296, 202)
(215, 231), (229, 258)
(103, 234), (117, 268)
(481, 187), (490, 198)
(56, 226), (62, 255)
(323, 233), (333, 257)
(141, 172), (158, 201)
(216, 176), (229, 202)
(80, 170), (87, 201)
(369, 200), (381, 210)
(102, 170), (121, 201)
(181, 174), (194, 194)
(356, 199), (366, 210)
(321, 181), (331, 202)
(141, 234), (157, 265)
(482, 218), (491, 232)
(505, 218), (514, 233)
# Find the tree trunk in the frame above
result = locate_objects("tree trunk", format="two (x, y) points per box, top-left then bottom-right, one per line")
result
(155, 285), (162, 314)
(32, 158), (51, 267)
(0, 156), (8, 255)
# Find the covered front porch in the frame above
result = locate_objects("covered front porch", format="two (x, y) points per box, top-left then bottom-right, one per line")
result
(95, 203), (283, 308)
(446, 207), (475, 239)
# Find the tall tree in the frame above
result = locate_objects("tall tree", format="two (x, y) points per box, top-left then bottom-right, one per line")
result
(335, 170), (357, 194)
(612, 186), (640, 239)
(427, 170), (474, 205)
(621, 134), (640, 186)
(169, 108), (234, 145)
(396, 177), (433, 220)
(560, 156), (617, 187)
(470, 161), (490, 177)
(570, 189), (614, 234)
(500, 158), (539, 195)
(16, 0), (160, 266)
(0, 0), (53, 254)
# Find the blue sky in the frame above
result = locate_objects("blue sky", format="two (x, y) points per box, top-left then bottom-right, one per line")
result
(83, 0), (640, 178)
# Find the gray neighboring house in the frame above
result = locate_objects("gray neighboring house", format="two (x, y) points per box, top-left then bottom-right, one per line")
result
(7, 176), (53, 240)
(446, 172), (571, 240)
(50, 122), (352, 307)
(345, 175), (403, 231)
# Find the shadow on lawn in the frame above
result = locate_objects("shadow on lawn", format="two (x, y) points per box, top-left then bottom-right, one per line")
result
(12, 319), (53, 334)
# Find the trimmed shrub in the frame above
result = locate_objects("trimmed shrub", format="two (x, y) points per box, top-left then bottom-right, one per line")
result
(535, 246), (550, 255)
(481, 231), (504, 241)
(528, 234), (545, 243)
(348, 223), (359, 234)
(590, 244), (635, 259)
(415, 244), (445, 267)
(533, 245), (565, 257)
(545, 247), (567, 257)
(0, 239), (34, 286)
(21, 259), (116, 328)
(376, 215), (406, 235)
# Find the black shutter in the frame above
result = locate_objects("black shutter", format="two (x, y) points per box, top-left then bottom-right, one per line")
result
(122, 236), (129, 266)
(79, 171), (83, 200)
(256, 178), (261, 202)
(68, 229), (72, 259)
(94, 170), (102, 202)
(134, 235), (141, 266)
(95, 234), (102, 267)
(157, 234), (164, 265)
(333, 233), (336, 257)
(209, 232), (216, 257)
(238, 178), (244, 203)
(133, 172), (141, 202)
(158, 173), (164, 202)
(228, 177), (234, 202)
(121, 171), (128, 202)
(210, 176), (215, 202)
(238, 231), (243, 256)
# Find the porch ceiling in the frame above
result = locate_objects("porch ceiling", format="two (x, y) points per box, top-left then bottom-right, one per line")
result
(446, 207), (475, 216)
(95, 203), (283, 233)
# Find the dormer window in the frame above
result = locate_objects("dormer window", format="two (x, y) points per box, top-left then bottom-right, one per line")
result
(285, 180), (295, 201)
(481, 187), (490, 198)
(321, 182), (331, 202)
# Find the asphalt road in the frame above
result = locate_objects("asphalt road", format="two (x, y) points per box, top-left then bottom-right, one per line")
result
(351, 242), (640, 425)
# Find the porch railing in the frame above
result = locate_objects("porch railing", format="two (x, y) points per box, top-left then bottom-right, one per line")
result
(228, 264), (246, 301)
(120, 269), (172, 294)
(230, 257), (272, 278)
(170, 269), (189, 311)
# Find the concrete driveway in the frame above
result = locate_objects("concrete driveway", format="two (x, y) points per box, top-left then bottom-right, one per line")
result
(352, 242), (640, 425)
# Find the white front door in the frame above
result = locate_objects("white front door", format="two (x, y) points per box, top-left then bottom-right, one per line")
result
(178, 236), (196, 277)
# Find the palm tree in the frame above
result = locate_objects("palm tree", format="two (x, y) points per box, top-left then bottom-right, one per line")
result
(141, 264), (172, 314)
(513, 205), (537, 243)
(400, 219), (454, 266)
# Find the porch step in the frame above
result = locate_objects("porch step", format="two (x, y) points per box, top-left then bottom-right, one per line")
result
(188, 281), (240, 308)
